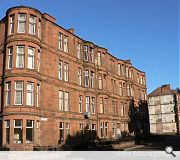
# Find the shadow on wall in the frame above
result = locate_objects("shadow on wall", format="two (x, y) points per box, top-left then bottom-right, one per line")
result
(60, 126), (114, 151)
(128, 99), (150, 144)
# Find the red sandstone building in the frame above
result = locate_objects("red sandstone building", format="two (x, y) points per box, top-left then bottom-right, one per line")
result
(0, 6), (148, 150)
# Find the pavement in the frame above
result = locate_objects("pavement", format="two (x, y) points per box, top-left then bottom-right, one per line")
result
(124, 135), (180, 151)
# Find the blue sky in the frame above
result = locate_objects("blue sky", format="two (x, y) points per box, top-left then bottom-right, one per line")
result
(0, 0), (179, 94)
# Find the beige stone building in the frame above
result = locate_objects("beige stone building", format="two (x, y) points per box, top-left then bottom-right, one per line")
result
(148, 84), (180, 134)
(0, 6), (148, 150)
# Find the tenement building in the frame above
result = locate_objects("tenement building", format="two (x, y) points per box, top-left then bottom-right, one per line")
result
(0, 6), (148, 150)
(148, 84), (180, 134)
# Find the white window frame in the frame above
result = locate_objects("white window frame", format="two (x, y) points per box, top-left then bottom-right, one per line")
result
(26, 82), (34, 106)
(29, 15), (36, 35)
(5, 120), (10, 144)
(10, 15), (14, 34)
(84, 70), (89, 87)
(85, 96), (90, 112)
(14, 120), (23, 144)
(16, 46), (24, 68)
(26, 120), (34, 143)
(119, 82), (123, 96)
(14, 81), (23, 105)
(105, 122), (108, 138)
(120, 104), (124, 116)
(97, 52), (102, 66)
(99, 97), (104, 114)
(79, 95), (82, 113)
(92, 124), (96, 130)
(18, 14), (26, 33)
(58, 61), (63, 80)
(64, 36), (68, 53)
(59, 91), (63, 111)
(65, 123), (70, 137)
(64, 92), (69, 111)
(77, 43), (81, 59)
(37, 84), (40, 107)
(126, 67), (129, 78)
(58, 32), (63, 50)
(84, 46), (88, 61)
(90, 47), (93, 63)
(6, 82), (11, 106)
(8, 47), (13, 69)
(64, 62), (69, 81)
(90, 71), (94, 88)
(91, 97), (95, 114)
(100, 122), (104, 138)
(79, 123), (83, 131)
(38, 19), (41, 38)
(37, 50), (40, 72)
(78, 68), (82, 86)
(28, 47), (35, 69)
(98, 74), (103, 89)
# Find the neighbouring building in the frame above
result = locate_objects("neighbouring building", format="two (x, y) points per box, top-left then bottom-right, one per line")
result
(148, 84), (180, 134)
(0, 6), (148, 150)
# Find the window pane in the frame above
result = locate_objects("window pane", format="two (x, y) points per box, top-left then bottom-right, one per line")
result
(14, 120), (22, 144)
(59, 91), (63, 111)
(28, 48), (34, 69)
(6, 82), (11, 106)
(15, 82), (23, 105)
(29, 16), (36, 35)
(65, 92), (69, 111)
(18, 14), (26, 33)
(26, 120), (34, 143)
(8, 47), (13, 69)
(16, 46), (24, 68)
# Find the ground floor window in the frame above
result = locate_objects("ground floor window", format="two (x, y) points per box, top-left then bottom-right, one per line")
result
(14, 120), (22, 144)
(36, 121), (40, 144)
(105, 122), (108, 138)
(26, 120), (34, 143)
(59, 122), (64, 143)
(5, 120), (10, 144)
(100, 122), (104, 138)
(65, 123), (70, 138)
